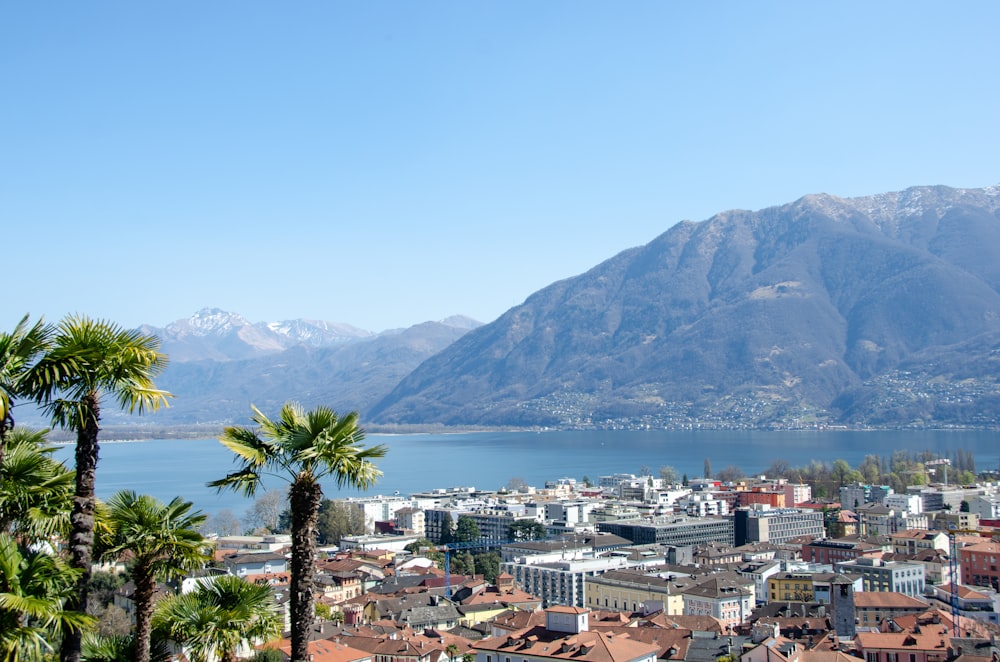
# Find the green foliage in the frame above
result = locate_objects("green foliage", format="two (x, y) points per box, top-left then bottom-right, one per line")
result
(87, 570), (127, 613)
(404, 538), (444, 564)
(81, 632), (171, 662)
(0, 532), (93, 661)
(507, 519), (546, 542)
(152, 574), (282, 662)
(439, 512), (455, 544)
(0, 426), (74, 541)
(454, 516), (481, 543)
(474, 551), (500, 583)
(317, 499), (367, 545)
(252, 649), (285, 662)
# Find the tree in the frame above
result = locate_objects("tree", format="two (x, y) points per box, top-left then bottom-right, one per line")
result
(0, 426), (74, 540)
(704, 457), (712, 479)
(715, 465), (745, 484)
(438, 512), (455, 544)
(507, 520), (546, 542)
(98, 491), (208, 662)
(316, 499), (366, 545)
(0, 532), (92, 661)
(658, 466), (679, 484)
(764, 459), (791, 479)
(454, 515), (481, 543)
(200, 509), (243, 537)
(210, 402), (386, 662)
(581, 476), (592, 487)
(0, 315), (53, 469)
(81, 632), (170, 662)
(505, 477), (528, 492)
(831, 459), (851, 488)
(244, 489), (287, 533)
(152, 574), (282, 662)
(30, 316), (170, 662)
(473, 551), (500, 583)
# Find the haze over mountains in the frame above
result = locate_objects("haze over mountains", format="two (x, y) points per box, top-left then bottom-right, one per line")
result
(103, 184), (1000, 430)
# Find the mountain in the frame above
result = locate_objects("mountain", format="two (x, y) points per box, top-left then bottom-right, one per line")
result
(100, 312), (479, 426)
(138, 307), (374, 362)
(369, 184), (1000, 429)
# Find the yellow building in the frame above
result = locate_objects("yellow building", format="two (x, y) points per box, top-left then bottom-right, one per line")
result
(585, 569), (693, 615)
(767, 572), (816, 603)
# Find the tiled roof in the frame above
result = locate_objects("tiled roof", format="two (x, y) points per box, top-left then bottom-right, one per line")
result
(474, 628), (659, 662)
(853, 592), (927, 609)
(855, 629), (950, 652)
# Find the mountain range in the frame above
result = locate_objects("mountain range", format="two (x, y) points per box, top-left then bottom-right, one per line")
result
(370, 184), (1000, 429)
(96, 183), (1000, 431)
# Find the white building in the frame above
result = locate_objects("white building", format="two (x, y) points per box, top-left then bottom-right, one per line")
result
(502, 554), (636, 607)
(884, 493), (923, 515)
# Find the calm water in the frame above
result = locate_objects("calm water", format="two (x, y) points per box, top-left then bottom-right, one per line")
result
(53, 429), (999, 516)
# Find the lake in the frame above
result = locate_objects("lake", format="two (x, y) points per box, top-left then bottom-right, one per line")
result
(53, 429), (999, 517)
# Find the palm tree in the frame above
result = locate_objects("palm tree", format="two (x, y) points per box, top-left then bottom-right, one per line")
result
(152, 574), (282, 662)
(0, 315), (54, 468)
(29, 316), (170, 662)
(210, 402), (386, 662)
(0, 532), (92, 661)
(98, 491), (208, 662)
(81, 632), (170, 662)
(0, 426), (74, 541)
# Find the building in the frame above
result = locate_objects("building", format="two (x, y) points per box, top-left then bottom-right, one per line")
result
(767, 572), (818, 603)
(783, 483), (812, 507)
(958, 540), (1000, 591)
(835, 557), (926, 598)
(852, 591), (928, 629)
(889, 530), (949, 555)
(738, 560), (781, 605)
(474, 606), (658, 662)
(585, 569), (695, 615)
(802, 537), (884, 565)
(681, 574), (755, 631)
(503, 554), (635, 608)
(394, 507), (426, 538)
(733, 508), (825, 546)
(598, 516), (734, 547)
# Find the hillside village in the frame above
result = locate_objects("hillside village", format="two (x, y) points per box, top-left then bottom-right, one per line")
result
(114, 471), (1000, 661)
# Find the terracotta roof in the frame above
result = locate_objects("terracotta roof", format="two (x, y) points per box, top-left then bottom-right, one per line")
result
(599, 625), (690, 660)
(855, 629), (950, 652)
(853, 592), (927, 609)
(641, 614), (724, 633)
(547, 605), (590, 614)
(272, 638), (372, 662)
(474, 628), (660, 662)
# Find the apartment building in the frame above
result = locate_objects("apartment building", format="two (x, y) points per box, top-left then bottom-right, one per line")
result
(598, 516), (734, 547)
(733, 507), (825, 546)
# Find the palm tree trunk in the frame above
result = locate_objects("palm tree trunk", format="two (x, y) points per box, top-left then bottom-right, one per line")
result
(289, 473), (322, 662)
(132, 567), (157, 662)
(61, 393), (100, 662)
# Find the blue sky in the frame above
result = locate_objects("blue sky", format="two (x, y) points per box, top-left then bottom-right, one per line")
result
(3, 2), (998, 333)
